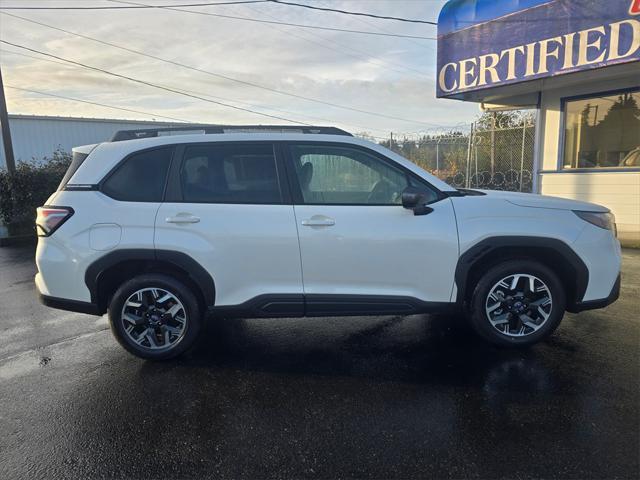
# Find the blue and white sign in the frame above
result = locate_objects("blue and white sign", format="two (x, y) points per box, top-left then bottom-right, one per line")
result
(437, 0), (640, 98)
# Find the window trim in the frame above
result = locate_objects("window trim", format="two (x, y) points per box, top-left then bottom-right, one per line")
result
(99, 145), (176, 202)
(282, 141), (445, 206)
(165, 141), (290, 205)
(558, 86), (640, 173)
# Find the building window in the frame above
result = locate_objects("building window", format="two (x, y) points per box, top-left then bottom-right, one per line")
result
(562, 89), (640, 169)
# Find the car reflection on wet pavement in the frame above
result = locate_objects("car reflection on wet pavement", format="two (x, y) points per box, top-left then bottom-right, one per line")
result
(0, 246), (638, 479)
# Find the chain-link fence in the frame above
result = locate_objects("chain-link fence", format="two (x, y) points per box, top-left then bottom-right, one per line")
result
(380, 112), (536, 192)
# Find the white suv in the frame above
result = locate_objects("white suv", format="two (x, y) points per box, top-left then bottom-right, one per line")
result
(35, 126), (621, 359)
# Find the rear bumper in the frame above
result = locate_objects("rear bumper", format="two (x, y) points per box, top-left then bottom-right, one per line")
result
(568, 274), (621, 313)
(38, 293), (102, 316)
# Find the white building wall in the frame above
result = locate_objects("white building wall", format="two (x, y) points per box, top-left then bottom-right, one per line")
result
(0, 115), (184, 167)
(537, 75), (640, 245)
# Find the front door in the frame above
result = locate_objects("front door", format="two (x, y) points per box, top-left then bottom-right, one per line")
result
(285, 142), (459, 313)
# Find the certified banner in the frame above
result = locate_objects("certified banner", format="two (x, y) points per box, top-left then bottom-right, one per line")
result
(436, 0), (640, 98)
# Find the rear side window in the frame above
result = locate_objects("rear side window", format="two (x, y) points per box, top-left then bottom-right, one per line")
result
(102, 147), (172, 202)
(57, 150), (90, 191)
(180, 143), (281, 204)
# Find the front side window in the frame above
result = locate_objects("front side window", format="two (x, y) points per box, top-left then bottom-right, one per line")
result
(290, 144), (431, 205)
(102, 147), (172, 201)
(180, 143), (281, 203)
(563, 89), (640, 169)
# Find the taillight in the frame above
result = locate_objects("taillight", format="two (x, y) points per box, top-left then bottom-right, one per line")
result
(35, 206), (74, 237)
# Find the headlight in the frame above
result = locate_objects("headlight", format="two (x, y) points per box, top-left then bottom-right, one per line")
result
(574, 210), (616, 235)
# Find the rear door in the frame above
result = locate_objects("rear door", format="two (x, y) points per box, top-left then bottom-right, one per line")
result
(154, 142), (303, 314)
(97, 146), (173, 249)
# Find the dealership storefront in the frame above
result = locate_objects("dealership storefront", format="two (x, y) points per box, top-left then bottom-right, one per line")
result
(437, 0), (640, 244)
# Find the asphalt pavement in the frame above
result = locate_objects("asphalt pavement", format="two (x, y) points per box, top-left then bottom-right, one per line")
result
(0, 245), (638, 479)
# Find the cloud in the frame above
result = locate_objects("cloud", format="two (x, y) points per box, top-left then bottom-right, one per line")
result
(0, 0), (478, 134)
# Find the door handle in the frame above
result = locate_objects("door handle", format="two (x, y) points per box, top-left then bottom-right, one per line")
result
(165, 214), (200, 224)
(302, 216), (335, 227)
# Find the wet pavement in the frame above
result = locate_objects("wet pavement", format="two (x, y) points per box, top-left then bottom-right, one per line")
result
(0, 245), (638, 479)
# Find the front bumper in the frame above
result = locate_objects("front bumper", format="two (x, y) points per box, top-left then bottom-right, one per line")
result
(568, 273), (621, 313)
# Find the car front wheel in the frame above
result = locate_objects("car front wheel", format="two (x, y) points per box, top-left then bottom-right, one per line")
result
(469, 260), (566, 347)
(108, 274), (202, 360)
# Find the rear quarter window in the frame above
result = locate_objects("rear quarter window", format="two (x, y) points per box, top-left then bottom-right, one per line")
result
(102, 147), (173, 202)
(57, 150), (90, 191)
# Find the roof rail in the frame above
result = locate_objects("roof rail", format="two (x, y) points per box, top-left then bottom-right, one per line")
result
(110, 124), (352, 142)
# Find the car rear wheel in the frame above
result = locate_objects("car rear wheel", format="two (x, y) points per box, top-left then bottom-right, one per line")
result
(108, 274), (202, 360)
(469, 260), (566, 346)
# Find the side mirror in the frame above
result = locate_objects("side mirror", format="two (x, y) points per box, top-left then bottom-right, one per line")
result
(401, 186), (434, 216)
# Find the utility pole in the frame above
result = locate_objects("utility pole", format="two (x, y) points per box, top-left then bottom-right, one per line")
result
(490, 111), (496, 175)
(0, 66), (16, 174)
(465, 122), (474, 188)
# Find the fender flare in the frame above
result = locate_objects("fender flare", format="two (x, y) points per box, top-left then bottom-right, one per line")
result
(85, 249), (216, 309)
(454, 236), (589, 308)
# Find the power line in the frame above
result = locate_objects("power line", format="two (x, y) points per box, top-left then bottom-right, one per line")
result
(0, 1), (268, 10)
(1, 47), (78, 68)
(0, 40), (314, 125)
(313, 0), (433, 50)
(239, 2), (429, 77)
(2, 0), (597, 23)
(266, 0), (437, 25)
(5, 85), (193, 123)
(3, 51), (466, 139)
(0, 11), (441, 127)
(0, 0), (438, 26)
(144, 83), (387, 135)
(0, 47), (388, 135)
(0, 0), (435, 39)
(1, 50), (381, 136)
(109, 0), (435, 39)
(172, 82), (389, 135)
(0, 11), (427, 81)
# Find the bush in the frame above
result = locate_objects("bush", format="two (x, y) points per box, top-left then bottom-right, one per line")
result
(0, 151), (71, 236)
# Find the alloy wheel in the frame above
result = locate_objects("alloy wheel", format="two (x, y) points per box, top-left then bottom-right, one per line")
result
(484, 273), (553, 337)
(120, 287), (188, 350)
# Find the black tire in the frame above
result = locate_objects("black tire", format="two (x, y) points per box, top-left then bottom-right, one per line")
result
(468, 259), (566, 347)
(108, 274), (202, 360)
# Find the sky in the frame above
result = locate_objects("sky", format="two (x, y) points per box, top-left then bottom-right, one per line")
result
(0, 0), (479, 139)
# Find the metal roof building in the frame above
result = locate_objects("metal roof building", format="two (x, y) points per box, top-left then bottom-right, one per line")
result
(0, 114), (185, 168)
